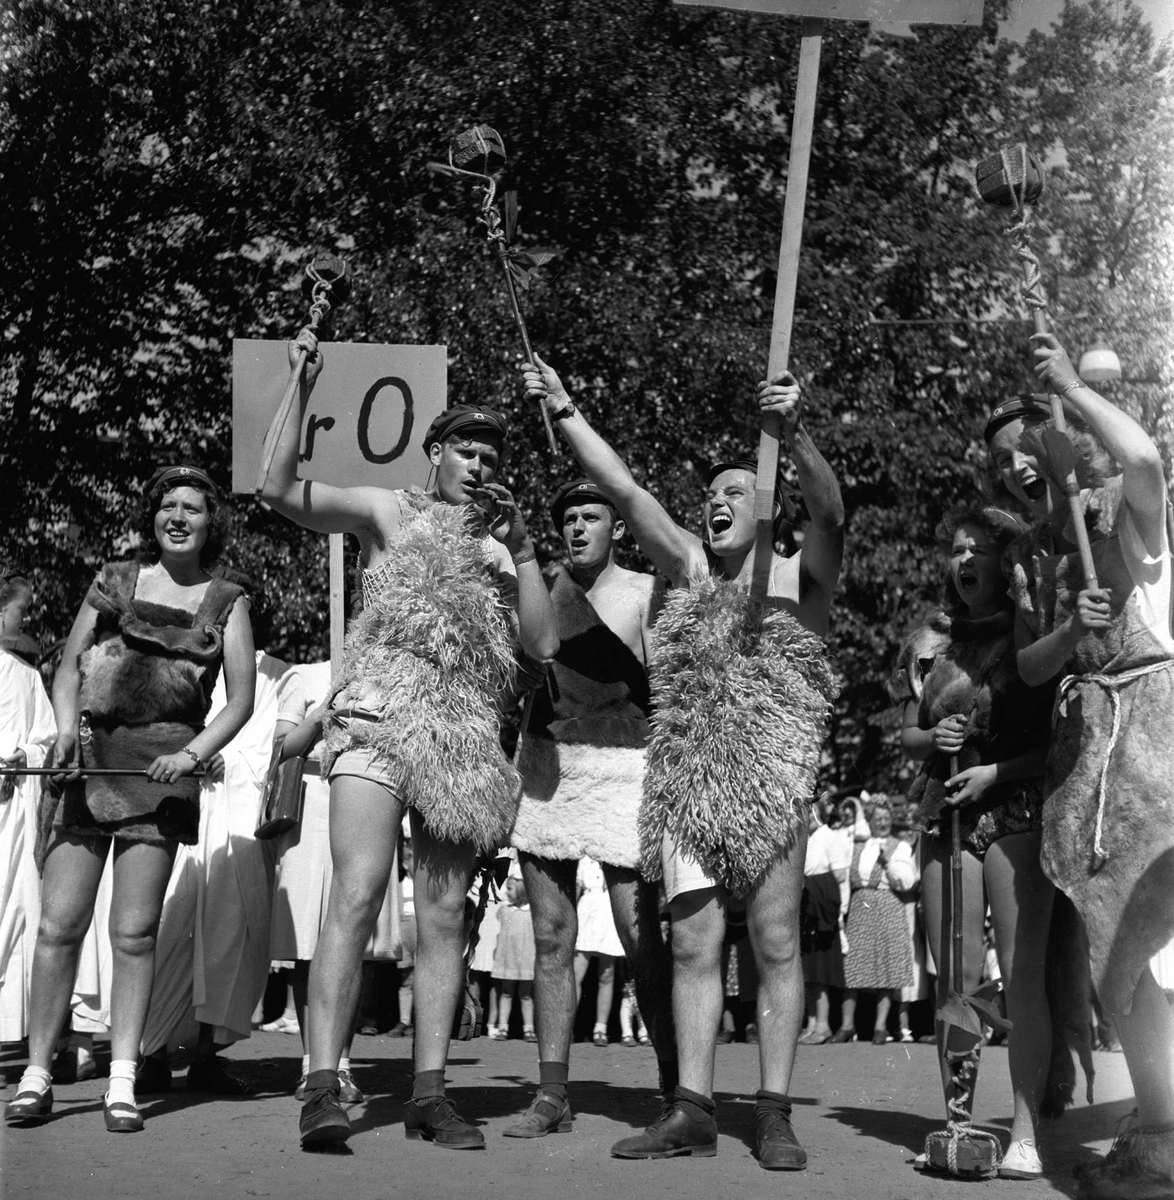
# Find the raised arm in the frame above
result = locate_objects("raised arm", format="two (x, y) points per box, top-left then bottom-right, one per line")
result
(758, 374), (844, 602)
(522, 356), (701, 584)
(256, 329), (392, 540)
(1032, 332), (1167, 552)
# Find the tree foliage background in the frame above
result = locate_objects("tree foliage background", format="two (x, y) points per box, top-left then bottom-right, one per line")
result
(2, 0), (1171, 794)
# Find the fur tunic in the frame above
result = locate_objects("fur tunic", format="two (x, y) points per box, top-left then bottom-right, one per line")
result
(1009, 481), (1174, 1015)
(637, 577), (839, 897)
(890, 610), (1052, 855)
(511, 565), (651, 869)
(61, 561), (242, 846)
(322, 494), (520, 851)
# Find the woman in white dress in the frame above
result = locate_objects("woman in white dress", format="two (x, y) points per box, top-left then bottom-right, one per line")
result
(0, 576), (56, 1048)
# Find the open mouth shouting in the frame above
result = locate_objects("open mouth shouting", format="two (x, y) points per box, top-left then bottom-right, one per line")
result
(957, 564), (979, 591)
(1020, 476), (1048, 503)
(709, 510), (734, 537)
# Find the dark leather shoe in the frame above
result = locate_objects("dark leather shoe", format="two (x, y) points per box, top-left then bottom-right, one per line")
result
(404, 1095), (485, 1149)
(611, 1103), (718, 1159)
(503, 1091), (573, 1138)
(137, 1055), (172, 1094)
(187, 1056), (258, 1096)
(756, 1108), (807, 1170)
(300, 1083), (351, 1148)
(103, 1098), (144, 1133)
(5, 1087), (53, 1125)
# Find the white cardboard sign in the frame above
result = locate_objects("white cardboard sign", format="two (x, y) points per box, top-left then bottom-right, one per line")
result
(231, 340), (447, 493)
(674, 0), (982, 23)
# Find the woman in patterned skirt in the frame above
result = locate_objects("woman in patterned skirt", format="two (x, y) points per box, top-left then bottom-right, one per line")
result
(834, 801), (916, 1043)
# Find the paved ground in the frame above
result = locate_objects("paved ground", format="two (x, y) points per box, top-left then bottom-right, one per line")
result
(1, 1032), (1134, 1200)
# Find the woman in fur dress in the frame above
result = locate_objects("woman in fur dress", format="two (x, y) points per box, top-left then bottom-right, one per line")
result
(6, 466), (255, 1134)
(892, 504), (1055, 1180)
(992, 333), (1174, 1200)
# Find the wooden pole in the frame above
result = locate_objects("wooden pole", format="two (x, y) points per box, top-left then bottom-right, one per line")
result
(751, 16), (823, 599)
(329, 533), (345, 669)
(754, 16), (824, 524)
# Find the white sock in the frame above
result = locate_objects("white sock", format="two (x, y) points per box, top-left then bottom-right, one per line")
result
(338, 1056), (350, 1073)
(17, 1065), (52, 1096)
(106, 1059), (137, 1108)
(301, 1054), (310, 1075)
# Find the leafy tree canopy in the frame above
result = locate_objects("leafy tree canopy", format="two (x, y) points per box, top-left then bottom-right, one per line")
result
(2, 0), (1170, 791)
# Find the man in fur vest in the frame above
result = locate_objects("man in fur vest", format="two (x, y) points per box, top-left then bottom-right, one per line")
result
(521, 357), (843, 1171)
(259, 329), (559, 1152)
(504, 478), (675, 1139)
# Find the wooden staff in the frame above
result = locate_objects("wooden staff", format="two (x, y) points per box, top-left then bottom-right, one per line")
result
(0, 768), (206, 778)
(254, 254), (349, 496)
(748, 19), (823, 601)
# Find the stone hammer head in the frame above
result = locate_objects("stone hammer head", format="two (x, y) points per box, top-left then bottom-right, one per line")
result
(975, 144), (1044, 207)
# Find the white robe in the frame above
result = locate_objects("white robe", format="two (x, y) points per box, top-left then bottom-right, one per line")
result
(192, 651), (285, 1043)
(0, 651), (56, 1041)
(135, 651), (285, 1053)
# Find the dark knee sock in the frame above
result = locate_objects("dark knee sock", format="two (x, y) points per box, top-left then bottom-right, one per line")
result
(658, 1058), (679, 1099)
(755, 1089), (793, 1120)
(305, 1068), (339, 1094)
(674, 1085), (715, 1121)
(538, 1060), (569, 1101)
(412, 1068), (446, 1101)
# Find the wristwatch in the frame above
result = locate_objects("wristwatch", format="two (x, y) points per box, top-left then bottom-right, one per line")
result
(550, 402), (576, 421)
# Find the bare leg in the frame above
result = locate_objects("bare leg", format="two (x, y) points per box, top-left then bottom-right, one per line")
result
(498, 980), (516, 1036)
(920, 832), (986, 1116)
(519, 854), (578, 1063)
(603, 864), (675, 1063)
(984, 832), (1054, 1144)
(873, 990), (893, 1039)
(572, 951), (590, 996)
(669, 887), (726, 1097)
(745, 843), (806, 1095)
(398, 966), (414, 1027)
(840, 989), (858, 1035)
(306, 777), (401, 1074)
(1113, 966), (1174, 1127)
(814, 986), (831, 1035)
(26, 834), (110, 1070)
(519, 980), (535, 1032)
(408, 808), (480, 1073)
(595, 955), (616, 1033)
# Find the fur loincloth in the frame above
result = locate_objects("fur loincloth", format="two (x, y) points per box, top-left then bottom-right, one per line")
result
(61, 722), (201, 846)
(511, 721), (646, 868)
(511, 566), (654, 868)
(638, 578), (839, 897)
(322, 497), (520, 851)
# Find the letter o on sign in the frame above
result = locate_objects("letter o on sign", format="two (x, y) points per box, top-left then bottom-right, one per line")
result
(358, 377), (414, 465)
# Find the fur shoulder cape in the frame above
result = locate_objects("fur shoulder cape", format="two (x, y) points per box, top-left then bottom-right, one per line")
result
(323, 496), (520, 850)
(638, 577), (839, 896)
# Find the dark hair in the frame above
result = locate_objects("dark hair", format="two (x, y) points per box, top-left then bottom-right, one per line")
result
(0, 574), (32, 611)
(933, 503), (1024, 615)
(137, 472), (229, 568)
(984, 410), (1118, 510)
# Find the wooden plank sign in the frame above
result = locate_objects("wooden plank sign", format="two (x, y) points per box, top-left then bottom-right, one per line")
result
(674, 0), (983, 22)
(231, 340), (447, 494)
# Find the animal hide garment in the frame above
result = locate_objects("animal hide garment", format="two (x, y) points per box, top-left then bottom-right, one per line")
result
(638, 577), (839, 896)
